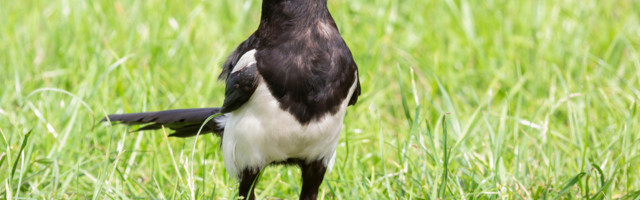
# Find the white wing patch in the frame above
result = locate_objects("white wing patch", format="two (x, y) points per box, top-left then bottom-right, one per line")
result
(232, 49), (257, 73)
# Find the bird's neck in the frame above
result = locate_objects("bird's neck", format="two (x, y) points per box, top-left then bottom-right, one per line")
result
(257, 0), (332, 37)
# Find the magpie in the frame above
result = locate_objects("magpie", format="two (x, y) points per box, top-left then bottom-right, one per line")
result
(102, 0), (360, 199)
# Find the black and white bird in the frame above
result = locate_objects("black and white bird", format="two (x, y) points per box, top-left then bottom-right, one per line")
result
(102, 0), (360, 199)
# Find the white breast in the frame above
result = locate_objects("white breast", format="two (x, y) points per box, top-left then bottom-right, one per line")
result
(221, 75), (358, 178)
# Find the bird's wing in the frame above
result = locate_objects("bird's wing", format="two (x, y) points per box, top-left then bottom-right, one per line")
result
(220, 50), (261, 113)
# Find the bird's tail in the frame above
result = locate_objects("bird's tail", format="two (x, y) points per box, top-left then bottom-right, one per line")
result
(101, 108), (226, 138)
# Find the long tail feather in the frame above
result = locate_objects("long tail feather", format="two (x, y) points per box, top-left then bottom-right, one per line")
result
(101, 108), (225, 137)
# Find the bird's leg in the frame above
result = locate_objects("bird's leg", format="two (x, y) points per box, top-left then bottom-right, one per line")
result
(238, 168), (261, 200)
(298, 160), (327, 200)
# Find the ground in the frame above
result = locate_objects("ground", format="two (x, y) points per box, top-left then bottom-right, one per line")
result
(1, 0), (639, 199)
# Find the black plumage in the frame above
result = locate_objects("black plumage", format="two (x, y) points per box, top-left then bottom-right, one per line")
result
(220, 0), (361, 124)
(102, 0), (360, 199)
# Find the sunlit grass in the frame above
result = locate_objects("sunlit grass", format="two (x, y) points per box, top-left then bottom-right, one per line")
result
(1, 0), (639, 199)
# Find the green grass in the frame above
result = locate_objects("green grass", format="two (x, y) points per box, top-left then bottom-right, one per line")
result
(2, 0), (640, 199)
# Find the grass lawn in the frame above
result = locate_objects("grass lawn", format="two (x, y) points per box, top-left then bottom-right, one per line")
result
(2, 0), (640, 199)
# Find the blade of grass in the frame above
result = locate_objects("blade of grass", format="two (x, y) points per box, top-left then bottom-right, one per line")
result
(555, 172), (586, 198)
(439, 115), (449, 198)
(590, 164), (605, 188)
(10, 129), (32, 181)
(621, 190), (640, 200)
(397, 64), (413, 122)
